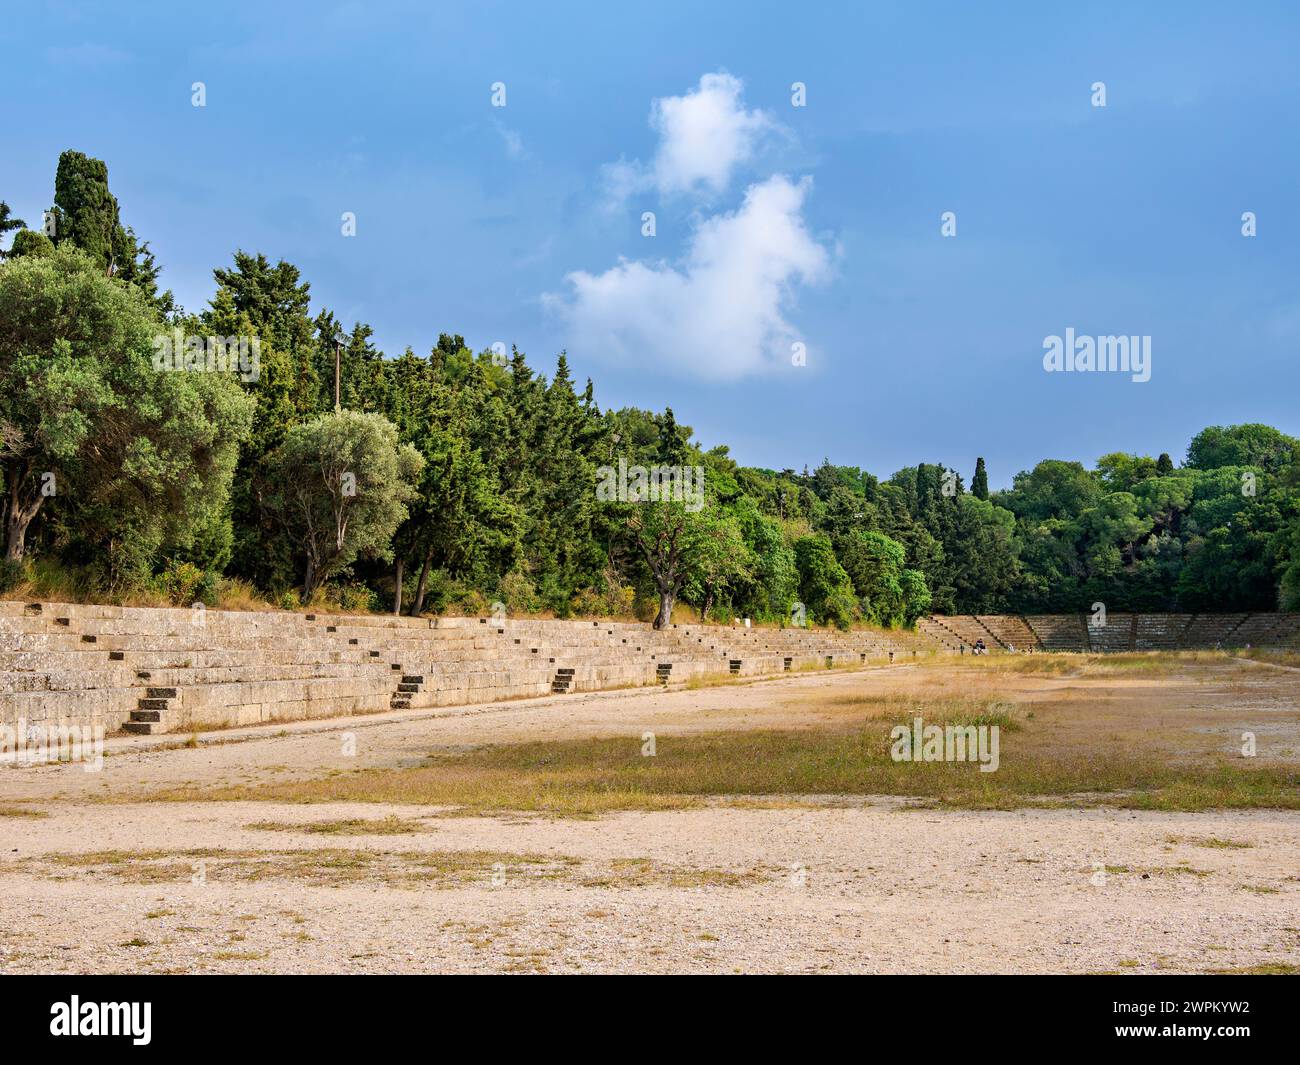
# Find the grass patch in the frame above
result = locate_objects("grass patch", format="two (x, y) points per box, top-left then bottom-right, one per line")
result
(128, 657), (1300, 815)
(0, 806), (48, 818)
(966, 651), (1235, 678)
(1166, 835), (1253, 849)
(19, 848), (769, 891)
(887, 699), (1023, 733)
(1206, 963), (1299, 975)
(684, 672), (740, 690)
(580, 857), (771, 889)
(145, 697), (1300, 815)
(1240, 649), (1300, 670)
(246, 816), (428, 836)
(29, 847), (573, 888)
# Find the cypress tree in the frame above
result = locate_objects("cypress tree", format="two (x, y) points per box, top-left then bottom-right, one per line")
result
(972, 457), (989, 500)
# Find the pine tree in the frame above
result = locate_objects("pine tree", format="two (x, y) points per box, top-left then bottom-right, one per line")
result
(0, 201), (25, 257)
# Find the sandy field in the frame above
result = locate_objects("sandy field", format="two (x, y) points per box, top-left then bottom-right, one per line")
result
(2, 659), (1297, 974)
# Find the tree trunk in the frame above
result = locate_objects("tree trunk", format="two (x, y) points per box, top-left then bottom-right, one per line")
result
(411, 545), (434, 616)
(653, 588), (675, 629)
(392, 558), (404, 615)
(4, 513), (30, 562)
(4, 477), (41, 563)
(302, 557), (316, 603)
(700, 589), (713, 623)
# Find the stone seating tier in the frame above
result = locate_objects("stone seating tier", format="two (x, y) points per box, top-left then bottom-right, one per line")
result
(0, 602), (951, 735)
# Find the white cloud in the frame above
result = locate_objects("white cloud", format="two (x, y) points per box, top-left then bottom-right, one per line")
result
(651, 72), (774, 195)
(549, 175), (830, 380)
(600, 72), (776, 207)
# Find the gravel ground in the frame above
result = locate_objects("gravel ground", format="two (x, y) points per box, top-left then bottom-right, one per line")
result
(1, 665), (1297, 974)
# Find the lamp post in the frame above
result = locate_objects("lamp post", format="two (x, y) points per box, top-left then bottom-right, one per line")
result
(333, 328), (346, 413)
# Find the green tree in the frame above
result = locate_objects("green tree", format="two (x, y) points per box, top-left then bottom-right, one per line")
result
(50, 150), (120, 271)
(47, 150), (173, 314)
(262, 411), (423, 599)
(1186, 424), (1298, 474)
(682, 504), (754, 621)
(972, 457), (989, 500)
(0, 245), (252, 576)
(625, 499), (694, 628)
(793, 533), (856, 629)
(0, 201), (25, 257)
(5, 229), (53, 259)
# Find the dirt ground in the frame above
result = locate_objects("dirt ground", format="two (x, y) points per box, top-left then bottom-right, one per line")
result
(2, 660), (1298, 974)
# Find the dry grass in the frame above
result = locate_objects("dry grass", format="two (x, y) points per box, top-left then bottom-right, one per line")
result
(1241, 649), (1300, 670)
(246, 816), (430, 835)
(578, 857), (772, 889)
(0, 806), (48, 818)
(148, 689), (1299, 815)
(16, 847), (772, 891)
(961, 650), (1238, 678)
(1166, 835), (1254, 849)
(125, 655), (1300, 816)
(24, 847), (575, 888)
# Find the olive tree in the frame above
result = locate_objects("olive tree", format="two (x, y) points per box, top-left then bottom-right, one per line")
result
(0, 245), (252, 575)
(262, 410), (423, 599)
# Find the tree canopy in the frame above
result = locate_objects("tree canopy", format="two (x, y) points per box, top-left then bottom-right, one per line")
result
(4, 149), (1299, 621)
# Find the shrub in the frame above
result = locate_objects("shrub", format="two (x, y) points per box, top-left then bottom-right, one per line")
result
(497, 570), (539, 615)
(333, 582), (376, 613)
(570, 580), (636, 619)
(156, 560), (217, 607)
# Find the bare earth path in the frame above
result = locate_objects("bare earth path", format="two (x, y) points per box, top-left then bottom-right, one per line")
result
(2, 664), (1298, 974)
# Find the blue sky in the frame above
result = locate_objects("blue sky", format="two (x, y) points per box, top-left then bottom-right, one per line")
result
(3, 1), (1298, 488)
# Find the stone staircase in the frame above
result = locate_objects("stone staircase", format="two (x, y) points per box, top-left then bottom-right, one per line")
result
(123, 687), (177, 734)
(391, 674), (424, 710)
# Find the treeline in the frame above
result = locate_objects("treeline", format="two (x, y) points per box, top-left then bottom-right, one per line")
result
(2, 151), (1298, 628)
